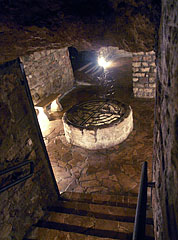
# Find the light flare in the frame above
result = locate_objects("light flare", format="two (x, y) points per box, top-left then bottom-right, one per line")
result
(51, 99), (59, 112)
(98, 56), (112, 69)
(35, 106), (49, 132)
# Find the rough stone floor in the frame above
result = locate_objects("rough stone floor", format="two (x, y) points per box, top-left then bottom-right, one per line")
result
(39, 57), (154, 196)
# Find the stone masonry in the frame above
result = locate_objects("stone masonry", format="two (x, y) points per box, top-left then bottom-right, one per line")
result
(0, 59), (59, 240)
(132, 51), (156, 98)
(21, 48), (74, 105)
(153, 0), (178, 239)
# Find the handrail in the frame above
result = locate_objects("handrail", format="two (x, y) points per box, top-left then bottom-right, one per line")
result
(0, 160), (34, 193)
(132, 161), (148, 240)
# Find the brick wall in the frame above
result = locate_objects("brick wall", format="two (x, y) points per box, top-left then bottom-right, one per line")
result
(132, 51), (156, 98)
(21, 48), (74, 105)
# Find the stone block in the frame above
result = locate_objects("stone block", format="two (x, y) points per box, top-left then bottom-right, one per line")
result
(133, 73), (145, 77)
(132, 62), (141, 67)
(33, 52), (41, 60)
(149, 83), (156, 88)
(143, 56), (152, 61)
(142, 62), (149, 67)
(149, 50), (155, 55)
(135, 83), (145, 88)
(138, 88), (144, 92)
(132, 56), (142, 61)
(133, 88), (138, 94)
(150, 62), (156, 67)
(144, 88), (153, 93)
(40, 51), (46, 57)
(136, 52), (145, 55)
(132, 67), (139, 72)
(133, 78), (139, 82)
(81, 180), (100, 188)
(140, 67), (150, 72)
(46, 50), (51, 55)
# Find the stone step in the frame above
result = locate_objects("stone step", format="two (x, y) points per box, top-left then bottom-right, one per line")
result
(24, 227), (129, 240)
(48, 200), (153, 224)
(25, 211), (154, 240)
(60, 192), (138, 208)
(92, 66), (104, 76)
(78, 62), (93, 71)
(24, 192), (154, 239)
(85, 64), (98, 74)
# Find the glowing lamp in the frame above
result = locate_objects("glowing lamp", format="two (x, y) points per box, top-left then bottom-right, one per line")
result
(98, 56), (111, 69)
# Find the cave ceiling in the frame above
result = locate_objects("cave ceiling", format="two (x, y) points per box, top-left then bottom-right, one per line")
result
(0, 0), (161, 64)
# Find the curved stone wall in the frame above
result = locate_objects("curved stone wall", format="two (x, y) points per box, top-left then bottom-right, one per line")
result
(63, 101), (133, 150)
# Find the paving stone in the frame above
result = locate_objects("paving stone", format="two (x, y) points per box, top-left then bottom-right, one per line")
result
(61, 151), (73, 163)
(108, 175), (118, 182)
(120, 165), (137, 178)
(81, 180), (101, 188)
(80, 173), (96, 182)
(54, 170), (71, 180)
(68, 158), (82, 167)
(86, 187), (108, 193)
(117, 173), (138, 192)
(72, 185), (84, 193)
(72, 151), (86, 162)
(57, 160), (68, 168)
(58, 178), (75, 193)
(58, 134), (71, 146)
(96, 170), (110, 179)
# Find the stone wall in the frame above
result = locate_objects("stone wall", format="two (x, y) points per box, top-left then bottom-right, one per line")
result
(153, 0), (178, 239)
(21, 48), (74, 104)
(98, 46), (132, 60)
(132, 51), (156, 98)
(0, 59), (59, 239)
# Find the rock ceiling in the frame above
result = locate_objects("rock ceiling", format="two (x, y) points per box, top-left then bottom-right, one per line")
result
(0, 0), (160, 64)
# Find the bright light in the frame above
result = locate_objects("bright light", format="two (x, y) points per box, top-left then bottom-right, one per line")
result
(51, 99), (59, 112)
(35, 107), (49, 132)
(98, 56), (112, 69)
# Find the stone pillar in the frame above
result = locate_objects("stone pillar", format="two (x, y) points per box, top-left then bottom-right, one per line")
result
(132, 51), (156, 98)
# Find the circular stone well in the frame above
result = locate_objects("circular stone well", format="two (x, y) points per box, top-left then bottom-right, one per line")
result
(62, 99), (133, 150)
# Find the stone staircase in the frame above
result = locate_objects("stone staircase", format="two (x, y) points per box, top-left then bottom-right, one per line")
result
(74, 62), (104, 86)
(77, 62), (104, 77)
(24, 192), (154, 240)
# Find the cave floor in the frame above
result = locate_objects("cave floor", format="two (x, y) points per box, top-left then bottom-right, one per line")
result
(39, 57), (155, 196)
